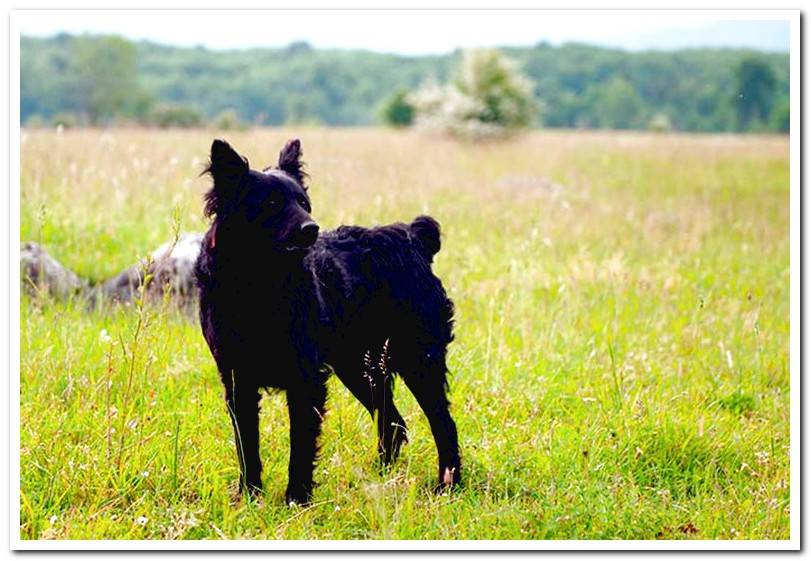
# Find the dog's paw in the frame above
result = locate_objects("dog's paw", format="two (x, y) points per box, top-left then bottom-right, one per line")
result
(433, 466), (461, 495)
(285, 484), (313, 507)
(378, 425), (409, 467)
(229, 480), (264, 504)
(391, 426), (409, 456)
(246, 484), (264, 502)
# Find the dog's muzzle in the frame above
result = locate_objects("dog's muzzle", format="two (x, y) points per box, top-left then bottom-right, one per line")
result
(287, 221), (319, 250)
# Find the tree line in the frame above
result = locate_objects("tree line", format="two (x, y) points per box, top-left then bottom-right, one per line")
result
(21, 33), (789, 133)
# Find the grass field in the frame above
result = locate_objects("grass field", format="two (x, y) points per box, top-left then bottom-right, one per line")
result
(19, 128), (790, 540)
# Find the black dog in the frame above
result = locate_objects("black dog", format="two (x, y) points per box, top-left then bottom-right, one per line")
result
(194, 138), (461, 504)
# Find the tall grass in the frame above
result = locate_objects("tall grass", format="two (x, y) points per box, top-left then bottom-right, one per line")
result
(20, 128), (789, 539)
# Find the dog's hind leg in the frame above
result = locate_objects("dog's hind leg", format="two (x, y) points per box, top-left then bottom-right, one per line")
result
(371, 373), (409, 466)
(401, 354), (461, 491)
(223, 376), (263, 497)
(334, 359), (408, 465)
(285, 378), (328, 505)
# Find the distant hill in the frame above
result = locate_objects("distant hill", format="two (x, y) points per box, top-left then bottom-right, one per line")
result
(20, 34), (789, 132)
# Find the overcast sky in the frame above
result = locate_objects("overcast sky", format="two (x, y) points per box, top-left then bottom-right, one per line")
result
(15, 10), (790, 55)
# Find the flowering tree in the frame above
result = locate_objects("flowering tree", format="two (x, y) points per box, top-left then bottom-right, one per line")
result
(408, 49), (539, 139)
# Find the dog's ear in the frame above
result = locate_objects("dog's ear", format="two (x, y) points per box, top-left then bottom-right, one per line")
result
(210, 139), (249, 184)
(203, 139), (249, 217)
(277, 138), (307, 186)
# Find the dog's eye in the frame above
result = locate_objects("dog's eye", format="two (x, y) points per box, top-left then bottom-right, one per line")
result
(298, 196), (311, 212)
(268, 192), (283, 207)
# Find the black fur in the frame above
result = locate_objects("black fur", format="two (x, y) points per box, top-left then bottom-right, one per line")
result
(194, 139), (461, 504)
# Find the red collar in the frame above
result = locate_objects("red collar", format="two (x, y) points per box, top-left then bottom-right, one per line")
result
(210, 223), (217, 249)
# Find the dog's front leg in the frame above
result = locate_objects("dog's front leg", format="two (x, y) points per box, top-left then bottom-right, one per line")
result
(285, 378), (327, 505)
(224, 379), (263, 497)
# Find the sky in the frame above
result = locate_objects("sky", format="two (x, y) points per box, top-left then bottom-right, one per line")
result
(15, 10), (790, 55)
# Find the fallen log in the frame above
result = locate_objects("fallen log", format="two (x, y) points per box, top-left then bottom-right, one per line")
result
(20, 241), (86, 299)
(20, 233), (204, 313)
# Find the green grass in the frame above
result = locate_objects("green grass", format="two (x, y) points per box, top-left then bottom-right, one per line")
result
(20, 128), (790, 540)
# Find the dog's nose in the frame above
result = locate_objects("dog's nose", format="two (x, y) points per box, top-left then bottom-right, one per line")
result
(298, 221), (320, 247)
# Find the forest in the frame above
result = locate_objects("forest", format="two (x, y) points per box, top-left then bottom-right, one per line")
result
(20, 33), (789, 132)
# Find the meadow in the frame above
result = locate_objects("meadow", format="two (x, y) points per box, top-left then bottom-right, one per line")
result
(19, 128), (790, 540)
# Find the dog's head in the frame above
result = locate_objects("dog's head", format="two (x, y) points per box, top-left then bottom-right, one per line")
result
(202, 138), (319, 254)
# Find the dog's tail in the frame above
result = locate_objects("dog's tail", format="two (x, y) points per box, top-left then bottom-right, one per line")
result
(410, 215), (442, 262)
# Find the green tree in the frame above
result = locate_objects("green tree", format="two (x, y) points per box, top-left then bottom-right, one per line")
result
(70, 36), (141, 124)
(734, 56), (777, 130)
(149, 103), (203, 128)
(588, 76), (645, 129)
(126, 90), (156, 124)
(378, 89), (414, 127)
(648, 112), (672, 132)
(770, 96), (790, 132)
(50, 112), (78, 129)
(211, 108), (248, 131)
